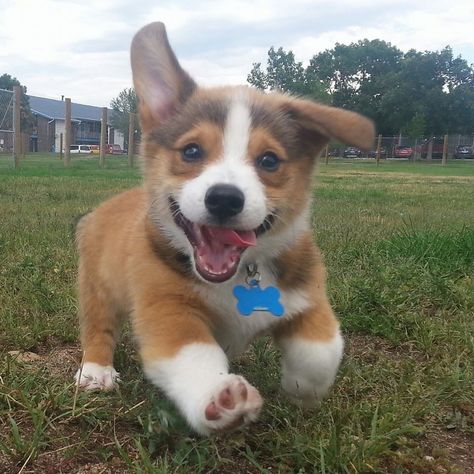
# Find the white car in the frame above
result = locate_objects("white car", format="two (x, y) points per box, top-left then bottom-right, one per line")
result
(69, 144), (92, 154)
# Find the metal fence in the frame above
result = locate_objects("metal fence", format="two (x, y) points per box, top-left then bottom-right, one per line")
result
(0, 88), (14, 154)
(327, 134), (474, 161)
(1, 85), (473, 167)
(0, 87), (139, 168)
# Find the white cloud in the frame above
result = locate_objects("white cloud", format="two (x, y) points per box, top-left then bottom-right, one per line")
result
(0, 0), (472, 106)
(1, 1), (129, 62)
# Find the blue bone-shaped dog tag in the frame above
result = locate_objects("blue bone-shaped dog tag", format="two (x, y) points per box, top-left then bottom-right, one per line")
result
(233, 282), (284, 317)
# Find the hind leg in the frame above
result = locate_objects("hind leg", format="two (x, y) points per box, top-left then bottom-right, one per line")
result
(75, 268), (121, 390)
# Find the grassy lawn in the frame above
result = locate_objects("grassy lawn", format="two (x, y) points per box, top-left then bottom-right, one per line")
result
(1, 154), (473, 473)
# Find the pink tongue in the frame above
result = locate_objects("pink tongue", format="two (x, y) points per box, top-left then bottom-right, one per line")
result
(206, 226), (256, 247)
(194, 225), (256, 280)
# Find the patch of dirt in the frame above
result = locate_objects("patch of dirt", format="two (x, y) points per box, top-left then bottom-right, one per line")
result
(6, 343), (82, 379)
(35, 457), (129, 474)
(10, 453), (130, 474)
(421, 427), (474, 474)
(322, 170), (474, 183)
(44, 344), (82, 379)
(345, 333), (427, 364)
(7, 350), (42, 362)
(0, 452), (12, 474)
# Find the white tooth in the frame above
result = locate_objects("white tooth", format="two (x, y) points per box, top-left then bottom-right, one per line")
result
(194, 224), (202, 240)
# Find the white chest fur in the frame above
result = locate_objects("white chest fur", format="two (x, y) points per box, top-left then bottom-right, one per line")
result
(193, 262), (311, 357)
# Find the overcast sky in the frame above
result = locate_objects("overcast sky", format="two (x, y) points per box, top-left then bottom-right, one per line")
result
(1, 0), (473, 107)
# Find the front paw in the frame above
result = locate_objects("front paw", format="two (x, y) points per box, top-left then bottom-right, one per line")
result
(281, 373), (324, 408)
(280, 334), (344, 407)
(198, 375), (263, 435)
(75, 362), (120, 391)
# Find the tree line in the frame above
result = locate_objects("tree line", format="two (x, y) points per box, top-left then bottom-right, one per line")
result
(3, 38), (473, 144)
(0, 73), (34, 132)
(247, 40), (474, 137)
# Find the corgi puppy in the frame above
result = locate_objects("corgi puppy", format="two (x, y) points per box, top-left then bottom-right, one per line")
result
(75, 22), (374, 435)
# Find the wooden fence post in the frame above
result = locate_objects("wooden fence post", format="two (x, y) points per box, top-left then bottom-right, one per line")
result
(376, 134), (382, 166)
(21, 132), (27, 157)
(59, 133), (63, 160)
(128, 112), (135, 167)
(13, 85), (21, 169)
(64, 98), (71, 167)
(442, 134), (448, 165)
(427, 138), (433, 161)
(100, 107), (107, 168)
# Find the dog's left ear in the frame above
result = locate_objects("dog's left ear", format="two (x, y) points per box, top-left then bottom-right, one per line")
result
(285, 98), (375, 153)
(131, 22), (196, 132)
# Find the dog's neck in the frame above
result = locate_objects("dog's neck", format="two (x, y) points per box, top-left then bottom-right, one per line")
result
(145, 216), (192, 277)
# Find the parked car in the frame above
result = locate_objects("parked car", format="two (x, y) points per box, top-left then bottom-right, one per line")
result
(107, 144), (124, 155)
(421, 138), (444, 158)
(69, 145), (92, 154)
(343, 147), (362, 158)
(454, 145), (473, 159)
(368, 147), (387, 158)
(328, 148), (341, 157)
(394, 145), (413, 158)
(90, 145), (100, 155)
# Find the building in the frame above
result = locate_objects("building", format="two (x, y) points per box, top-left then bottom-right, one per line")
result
(27, 95), (124, 153)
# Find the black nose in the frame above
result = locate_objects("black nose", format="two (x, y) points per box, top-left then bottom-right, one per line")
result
(205, 184), (245, 220)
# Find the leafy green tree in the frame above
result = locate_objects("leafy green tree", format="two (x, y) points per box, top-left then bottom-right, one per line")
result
(307, 39), (403, 132)
(402, 111), (426, 138)
(250, 41), (474, 137)
(247, 62), (268, 90)
(379, 47), (474, 135)
(0, 73), (34, 132)
(248, 47), (330, 103)
(248, 47), (305, 92)
(110, 88), (139, 146)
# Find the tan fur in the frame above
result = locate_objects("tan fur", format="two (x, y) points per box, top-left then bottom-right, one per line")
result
(77, 22), (374, 388)
(77, 188), (217, 362)
(77, 190), (338, 363)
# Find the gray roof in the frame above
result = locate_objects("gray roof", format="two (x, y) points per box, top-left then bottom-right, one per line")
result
(28, 95), (115, 124)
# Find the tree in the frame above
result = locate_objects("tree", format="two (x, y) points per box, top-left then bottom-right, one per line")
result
(0, 73), (34, 132)
(247, 47), (330, 103)
(402, 111), (426, 138)
(110, 88), (139, 146)
(379, 47), (474, 135)
(249, 41), (474, 137)
(307, 39), (404, 131)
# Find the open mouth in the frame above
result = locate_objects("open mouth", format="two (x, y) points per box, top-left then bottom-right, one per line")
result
(169, 198), (272, 283)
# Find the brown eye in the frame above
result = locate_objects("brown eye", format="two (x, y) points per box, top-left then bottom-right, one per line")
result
(182, 143), (203, 161)
(257, 151), (280, 172)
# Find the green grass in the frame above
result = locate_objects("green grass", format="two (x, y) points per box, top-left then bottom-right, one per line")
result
(1, 154), (473, 473)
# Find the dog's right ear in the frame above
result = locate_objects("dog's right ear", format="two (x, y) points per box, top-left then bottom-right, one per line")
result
(131, 22), (196, 132)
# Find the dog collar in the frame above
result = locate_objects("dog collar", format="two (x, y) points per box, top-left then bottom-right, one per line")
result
(233, 263), (284, 317)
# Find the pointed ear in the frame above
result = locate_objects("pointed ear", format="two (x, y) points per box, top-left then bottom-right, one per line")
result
(285, 98), (375, 153)
(130, 22), (196, 132)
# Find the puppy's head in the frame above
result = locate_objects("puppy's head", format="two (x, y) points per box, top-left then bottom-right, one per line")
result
(131, 22), (374, 284)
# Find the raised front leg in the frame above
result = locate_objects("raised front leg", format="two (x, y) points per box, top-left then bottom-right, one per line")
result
(273, 299), (344, 406)
(134, 299), (263, 435)
(75, 264), (121, 390)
